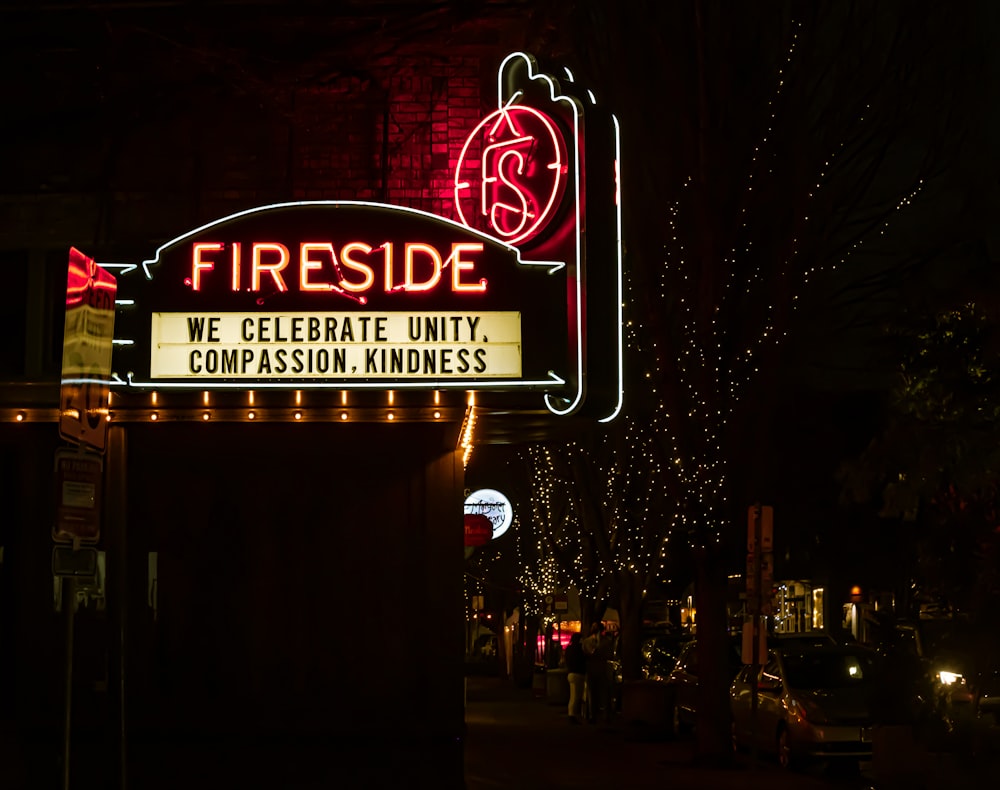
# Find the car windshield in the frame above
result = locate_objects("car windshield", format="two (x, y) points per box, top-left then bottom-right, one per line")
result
(782, 651), (876, 690)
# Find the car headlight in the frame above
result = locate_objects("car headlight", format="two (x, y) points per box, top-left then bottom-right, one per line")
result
(936, 670), (964, 686)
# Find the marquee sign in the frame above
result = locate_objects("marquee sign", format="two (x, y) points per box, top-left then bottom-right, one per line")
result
(110, 203), (574, 396)
(107, 51), (622, 420)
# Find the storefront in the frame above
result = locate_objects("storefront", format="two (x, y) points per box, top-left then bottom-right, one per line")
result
(0, 51), (622, 787)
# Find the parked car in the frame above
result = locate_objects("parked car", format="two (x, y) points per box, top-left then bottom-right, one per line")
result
(665, 637), (743, 736)
(730, 642), (879, 769)
(975, 668), (1000, 724)
(891, 619), (979, 720)
(641, 632), (690, 682)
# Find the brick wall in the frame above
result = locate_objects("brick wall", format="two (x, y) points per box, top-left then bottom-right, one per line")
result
(0, 49), (500, 377)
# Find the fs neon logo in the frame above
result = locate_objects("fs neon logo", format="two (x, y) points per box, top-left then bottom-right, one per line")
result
(454, 105), (567, 246)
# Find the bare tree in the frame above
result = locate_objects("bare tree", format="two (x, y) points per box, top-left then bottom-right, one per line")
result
(519, 0), (986, 763)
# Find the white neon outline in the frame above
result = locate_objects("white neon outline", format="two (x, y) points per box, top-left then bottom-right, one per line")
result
(99, 263), (139, 275)
(118, 370), (567, 390)
(129, 200), (562, 280)
(109, 199), (571, 392)
(61, 377), (117, 386)
(598, 113), (625, 423)
(486, 52), (584, 417)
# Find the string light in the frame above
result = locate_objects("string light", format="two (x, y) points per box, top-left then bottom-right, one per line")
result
(467, 29), (930, 626)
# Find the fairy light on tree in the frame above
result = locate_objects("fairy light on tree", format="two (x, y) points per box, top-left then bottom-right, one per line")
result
(513, 0), (977, 763)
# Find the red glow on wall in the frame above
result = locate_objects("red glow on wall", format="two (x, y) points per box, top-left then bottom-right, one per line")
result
(453, 105), (567, 246)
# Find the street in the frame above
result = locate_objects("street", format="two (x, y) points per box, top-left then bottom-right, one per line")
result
(463, 675), (1000, 790)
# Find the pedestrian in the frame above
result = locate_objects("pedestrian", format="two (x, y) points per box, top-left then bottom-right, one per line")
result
(563, 632), (587, 724)
(583, 621), (614, 724)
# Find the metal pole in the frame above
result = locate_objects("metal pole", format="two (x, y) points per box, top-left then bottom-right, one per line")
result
(750, 504), (762, 770)
(107, 425), (128, 790)
(62, 577), (76, 790)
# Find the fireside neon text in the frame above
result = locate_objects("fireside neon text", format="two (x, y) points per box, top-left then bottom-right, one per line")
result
(189, 241), (487, 296)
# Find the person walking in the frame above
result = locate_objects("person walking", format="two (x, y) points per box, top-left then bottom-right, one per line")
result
(563, 632), (587, 724)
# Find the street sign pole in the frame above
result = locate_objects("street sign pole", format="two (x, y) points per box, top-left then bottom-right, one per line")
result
(61, 576), (76, 790)
(750, 504), (761, 769)
(744, 503), (773, 770)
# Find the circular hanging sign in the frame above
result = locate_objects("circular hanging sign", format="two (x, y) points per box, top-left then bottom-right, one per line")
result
(463, 488), (513, 540)
(453, 106), (568, 246)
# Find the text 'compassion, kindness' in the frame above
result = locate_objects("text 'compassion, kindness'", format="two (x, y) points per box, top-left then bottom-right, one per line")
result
(149, 311), (522, 379)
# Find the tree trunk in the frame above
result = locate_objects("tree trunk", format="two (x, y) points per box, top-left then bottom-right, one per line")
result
(616, 570), (645, 681)
(693, 546), (735, 766)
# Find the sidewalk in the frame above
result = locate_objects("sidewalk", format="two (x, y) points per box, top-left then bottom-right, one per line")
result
(463, 675), (834, 790)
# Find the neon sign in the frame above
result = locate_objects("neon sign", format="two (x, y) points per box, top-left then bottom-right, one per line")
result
(189, 240), (488, 298)
(111, 201), (575, 393)
(103, 50), (623, 424)
(454, 105), (567, 245)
